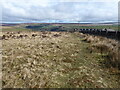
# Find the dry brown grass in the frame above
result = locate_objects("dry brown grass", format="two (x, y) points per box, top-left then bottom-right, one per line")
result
(2, 31), (81, 88)
(83, 34), (120, 70)
(2, 31), (120, 88)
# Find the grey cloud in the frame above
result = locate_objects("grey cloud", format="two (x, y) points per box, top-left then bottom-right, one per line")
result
(0, 0), (118, 23)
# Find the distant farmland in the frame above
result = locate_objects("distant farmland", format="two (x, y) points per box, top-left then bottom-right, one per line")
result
(1, 23), (119, 32)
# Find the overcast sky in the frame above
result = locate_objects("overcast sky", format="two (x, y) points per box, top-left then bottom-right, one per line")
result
(0, 0), (119, 23)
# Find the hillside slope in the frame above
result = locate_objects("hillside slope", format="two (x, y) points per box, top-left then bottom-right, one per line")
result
(2, 31), (120, 88)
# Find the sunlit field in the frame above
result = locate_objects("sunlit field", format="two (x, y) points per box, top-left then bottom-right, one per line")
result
(1, 24), (120, 88)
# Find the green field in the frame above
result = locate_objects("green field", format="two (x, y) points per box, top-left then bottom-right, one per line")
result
(1, 23), (119, 32)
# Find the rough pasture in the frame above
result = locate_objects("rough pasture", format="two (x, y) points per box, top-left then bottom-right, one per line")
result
(1, 31), (120, 88)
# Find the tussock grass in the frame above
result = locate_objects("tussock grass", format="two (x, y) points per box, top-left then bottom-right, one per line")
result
(2, 31), (120, 88)
(83, 34), (120, 70)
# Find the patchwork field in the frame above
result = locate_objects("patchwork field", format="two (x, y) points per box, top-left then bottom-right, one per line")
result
(1, 31), (120, 88)
(1, 23), (119, 32)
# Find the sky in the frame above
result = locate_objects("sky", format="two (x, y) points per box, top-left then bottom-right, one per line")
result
(0, 0), (119, 23)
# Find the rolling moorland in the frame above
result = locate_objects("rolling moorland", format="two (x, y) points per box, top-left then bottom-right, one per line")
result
(1, 23), (119, 32)
(1, 23), (120, 88)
